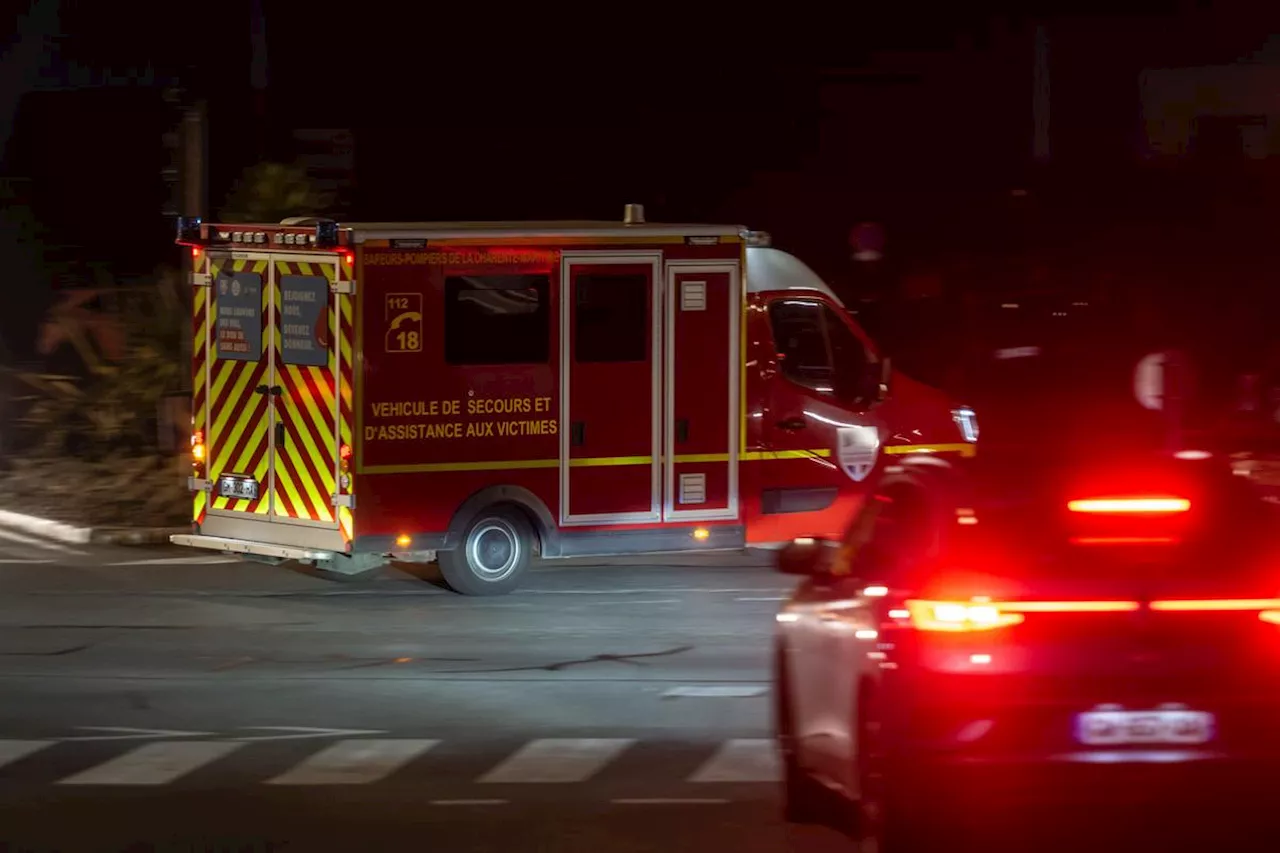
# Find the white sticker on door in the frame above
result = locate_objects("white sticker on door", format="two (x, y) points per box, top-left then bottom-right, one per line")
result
(836, 425), (881, 483)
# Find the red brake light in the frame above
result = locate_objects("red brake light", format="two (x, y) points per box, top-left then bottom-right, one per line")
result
(902, 598), (1143, 632)
(191, 246), (203, 260)
(1067, 497), (1190, 514)
(340, 443), (353, 461)
(904, 599), (1025, 632)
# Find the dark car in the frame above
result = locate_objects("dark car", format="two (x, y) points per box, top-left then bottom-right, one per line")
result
(772, 449), (1280, 850)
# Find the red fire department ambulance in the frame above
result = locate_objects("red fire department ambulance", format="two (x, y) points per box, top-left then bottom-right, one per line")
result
(171, 206), (976, 594)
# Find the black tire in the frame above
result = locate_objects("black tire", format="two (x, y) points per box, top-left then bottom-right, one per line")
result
(854, 687), (922, 853)
(776, 644), (829, 824)
(437, 506), (535, 596)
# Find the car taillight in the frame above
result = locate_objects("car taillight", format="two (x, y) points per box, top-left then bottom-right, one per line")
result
(904, 599), (1025, 632)
(1067, 497), (1190, 514)
(901, 598), (1143, 632)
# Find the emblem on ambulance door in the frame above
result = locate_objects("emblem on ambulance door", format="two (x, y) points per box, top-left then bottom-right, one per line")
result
(836, 425), (881, 483)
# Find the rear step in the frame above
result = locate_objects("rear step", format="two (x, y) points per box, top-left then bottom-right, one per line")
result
(169, 534), (386, 576)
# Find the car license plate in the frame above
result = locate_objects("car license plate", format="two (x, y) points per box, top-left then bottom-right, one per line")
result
(1075, 709), (1215, 746)
(218, 475), (259, 501)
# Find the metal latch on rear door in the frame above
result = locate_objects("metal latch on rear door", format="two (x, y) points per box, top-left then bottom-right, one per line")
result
(330, 279), (356, 295)
(331, 493), (355, 508)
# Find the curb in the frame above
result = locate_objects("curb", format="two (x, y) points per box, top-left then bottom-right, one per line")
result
(0, 509), (186, 547)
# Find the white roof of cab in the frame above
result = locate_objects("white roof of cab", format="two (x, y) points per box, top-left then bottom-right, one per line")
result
(745, 246), (844, 307)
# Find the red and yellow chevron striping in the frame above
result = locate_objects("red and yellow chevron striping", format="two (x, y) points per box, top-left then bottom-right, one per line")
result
(337, 252), (356, 543)
(192, 259), (209, 526)
(201, 254), (354, 538)
(272, 259), (338, 524)
(208, 257), (273, 516)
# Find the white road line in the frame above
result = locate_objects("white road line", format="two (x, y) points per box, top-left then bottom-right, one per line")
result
(736, 596), (788, 602)
(0, 740), (53, 769)
(688, 739), (781, 783)
(106, 556), (240, 567)
(57, 741), (243, 785)
(613, 798), (731, 805)
(0, 529), (86, 556)
(431, 799), (509, 806)
(661, 686), (769, 698)
(479, 738), (635, 784)
(0, 559), (55, 565)
(522, 588), (788, 596)
(594, 599), (680, 605)
(266, 739), (438, 785)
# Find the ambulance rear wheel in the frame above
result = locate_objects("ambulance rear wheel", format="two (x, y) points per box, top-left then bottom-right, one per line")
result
(439, 507), (534, 596)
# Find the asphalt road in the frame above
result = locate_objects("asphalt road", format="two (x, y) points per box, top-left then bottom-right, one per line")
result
(0, 536), (1263, 852)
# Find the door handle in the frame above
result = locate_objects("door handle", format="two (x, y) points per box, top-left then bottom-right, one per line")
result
(571, 421), (585, 447)
(255, 384), (269, 395)
(275, 422), (286, 447)
(270, 385), (282, 397)
(676, 418), (689, 443)
(255, 385), (283, 397)
(777, 417), (807, 431)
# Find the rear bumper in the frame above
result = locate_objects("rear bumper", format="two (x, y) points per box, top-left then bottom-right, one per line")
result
(170, 533), (338, 562)
(896, 752), (1280, 814)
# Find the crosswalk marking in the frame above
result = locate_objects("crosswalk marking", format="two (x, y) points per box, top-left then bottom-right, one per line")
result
(266, 739), (439, 785)
(0, 736), (787, 789)
(661, 686), (769, 698)
(688, 739), (781, 783)
(57, 741), (244, 786)
(479, 738), (635, 784)
(0, 740), (52, 769)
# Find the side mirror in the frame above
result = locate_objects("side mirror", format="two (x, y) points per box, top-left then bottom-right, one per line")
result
(840, 358), (891, 404)
(776, 537), (835, 576)
(876, 356), (892, 402)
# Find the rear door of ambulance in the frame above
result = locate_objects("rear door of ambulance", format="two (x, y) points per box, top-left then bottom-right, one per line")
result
(196, 247), (355, 551)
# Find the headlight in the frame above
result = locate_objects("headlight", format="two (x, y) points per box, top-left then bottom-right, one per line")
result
(952, 407), (979, 442)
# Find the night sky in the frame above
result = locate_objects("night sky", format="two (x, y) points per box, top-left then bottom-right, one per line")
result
(2, 0), (1277, 361)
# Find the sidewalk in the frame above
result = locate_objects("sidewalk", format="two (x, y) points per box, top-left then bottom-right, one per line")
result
(0, 508), (186, 546)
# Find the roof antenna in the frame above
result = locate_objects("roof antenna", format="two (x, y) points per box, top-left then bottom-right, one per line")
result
(623, 203), (645, 225)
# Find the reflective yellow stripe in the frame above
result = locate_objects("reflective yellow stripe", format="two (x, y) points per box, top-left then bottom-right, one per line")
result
(364, 459), (561, 475)
(885, 442), (978, 458)
(361, 450), (833, 475)
(568, 456), (651, 467)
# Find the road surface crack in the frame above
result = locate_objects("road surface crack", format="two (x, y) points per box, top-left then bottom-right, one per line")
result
(442, 644), (695, 674)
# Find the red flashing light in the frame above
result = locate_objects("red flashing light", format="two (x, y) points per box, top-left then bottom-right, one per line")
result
(342, 251), (355, 267)
(191, 246), (203, 260)
(340, 443), (352, 461)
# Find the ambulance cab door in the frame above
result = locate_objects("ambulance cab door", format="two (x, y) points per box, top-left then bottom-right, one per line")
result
(758, 296), (883, 542)
(204, 251), (273, 525)
(560, 253), (662, 524)
(267, 254), (345, 541)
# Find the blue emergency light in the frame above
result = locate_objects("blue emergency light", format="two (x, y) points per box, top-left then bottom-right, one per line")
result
(315, 220), (339, 248)
(176, 216), (202, 242)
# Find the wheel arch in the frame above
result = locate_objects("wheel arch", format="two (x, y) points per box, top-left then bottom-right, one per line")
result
(442, 484), (561, 557)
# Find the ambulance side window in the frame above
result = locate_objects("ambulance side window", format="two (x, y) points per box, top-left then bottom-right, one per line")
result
(574, 273), (648, 363)
(768, 299), (869, 395)
(444, 274), (551, 365)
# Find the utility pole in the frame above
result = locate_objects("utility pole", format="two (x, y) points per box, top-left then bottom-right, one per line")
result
(161, 87), (207, 455)
(249, 0), (269, 157)
(1032, 23), (1051, 164)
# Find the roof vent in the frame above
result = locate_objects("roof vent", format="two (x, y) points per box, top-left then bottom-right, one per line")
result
(280, 216), (335, 226)
(743, 230), (772, 248)
(623, 203), (645, 225)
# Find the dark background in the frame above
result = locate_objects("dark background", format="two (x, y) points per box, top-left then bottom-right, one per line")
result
(3, 0), (1279, 393)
